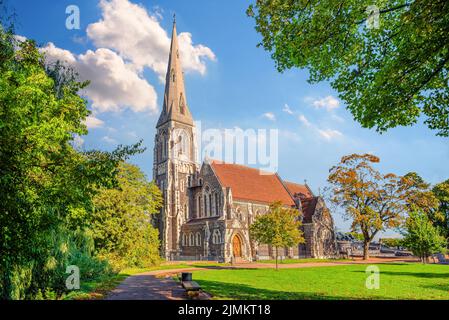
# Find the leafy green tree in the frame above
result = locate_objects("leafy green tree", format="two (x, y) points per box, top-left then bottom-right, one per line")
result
(250, 201), (304, 270)
(0, 26), (141, 299)
(432, 179), (449, 241)
(380, 238), (403, 249)
(90, 162), (163, 269)
(247, 0), (449, 136)
(401, 210), (447, 263)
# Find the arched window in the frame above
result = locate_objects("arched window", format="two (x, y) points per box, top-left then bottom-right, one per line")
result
(235, 206), (241, 220)
(212, 229), (222, 244)
(189, 233), (194, 246)
(197, 195), (201, 218)
(187, 176), (192, 187)
(157, 143), (161, 162)
(214, 193), (219, 216)
(195, 233), (201, 246)
(203, 186), (212, 217)
(209, 194), (212, 217)
(184, 204), (188, 221)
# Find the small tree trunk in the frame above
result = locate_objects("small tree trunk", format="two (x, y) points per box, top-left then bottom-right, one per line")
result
(363, 240), (370, 260)
(275, 247), (278, 271)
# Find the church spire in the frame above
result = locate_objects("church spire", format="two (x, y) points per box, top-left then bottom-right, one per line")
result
(157, 16), (194, 128)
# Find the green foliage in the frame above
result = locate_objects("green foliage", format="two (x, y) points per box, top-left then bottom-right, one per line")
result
(90, 162), (163, 270)
(381, 238), (403, 248)
(248, 0), (449, 136)
(348, 232), (364, 241)
(250, 202), (304, 269)
(0, 26), (142, 299)
(401, 210), (447, 262)
(432, 179), (449, 240)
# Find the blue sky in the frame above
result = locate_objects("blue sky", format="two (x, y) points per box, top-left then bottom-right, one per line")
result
(8, 0), (449, 234)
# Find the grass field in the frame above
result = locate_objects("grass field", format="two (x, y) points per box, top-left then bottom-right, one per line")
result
(190, 263), (449, 300)
(257, 258), (348, 264)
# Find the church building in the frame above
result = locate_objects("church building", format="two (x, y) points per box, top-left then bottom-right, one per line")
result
(153, 20), (337, 262)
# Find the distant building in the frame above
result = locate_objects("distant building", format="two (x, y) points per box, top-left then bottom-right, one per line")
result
(152, 20), (337, 262)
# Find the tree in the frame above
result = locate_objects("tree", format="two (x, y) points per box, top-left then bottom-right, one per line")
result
(89, 162), (163, 269)
(401, 210), (447, 263)
(348, 232), (364, 242)
(250, 201), (304, 270)
(327, 154), (427, 260)
(432, 179), (449, 241)
(247, 1), (449, 136)
(381, 238), (403, 249)
(0, 26), (142, 299)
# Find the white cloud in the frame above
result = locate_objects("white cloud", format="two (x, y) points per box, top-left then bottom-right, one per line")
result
(298, 114), (312, 127)
(41, 43), (158, 114)
(39, 0), (215, 115)
(40, 42), (77, 65)
(72, 135), (85, 149)
(77, 48), (157, 113)
(86, 0), (215, 80)
(312, 96), (340, 111)
(283, 104), (294, 115)
(102, 136), (118, 144)
(14, 35), (27, 43)
(318, 129), (343, 141)
(262, 112), (276, 121)
(297, 113), (343, 141)
(84, 115), (105, 129)
(178, 32), (216, 76)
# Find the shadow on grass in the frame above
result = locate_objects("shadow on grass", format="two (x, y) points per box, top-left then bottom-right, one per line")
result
(351, 269), (449, 279)
(420, 283), (449, 293)
(195, 279), (385, 300)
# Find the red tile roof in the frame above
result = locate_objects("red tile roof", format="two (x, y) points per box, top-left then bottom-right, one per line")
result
(210, 161), (295, 206)
(283, 181), (313, 198)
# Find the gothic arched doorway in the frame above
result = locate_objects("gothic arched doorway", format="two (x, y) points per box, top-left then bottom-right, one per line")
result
(232, 235), (242, 257)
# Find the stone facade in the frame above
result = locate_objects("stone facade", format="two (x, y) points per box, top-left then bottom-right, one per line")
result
(153, 20), (338, 262)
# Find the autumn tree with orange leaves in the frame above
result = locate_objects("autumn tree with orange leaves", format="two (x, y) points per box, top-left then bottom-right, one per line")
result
(328, 154), (431, 260)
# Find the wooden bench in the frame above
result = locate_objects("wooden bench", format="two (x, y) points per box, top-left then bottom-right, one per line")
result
(182, 281), (201, 292)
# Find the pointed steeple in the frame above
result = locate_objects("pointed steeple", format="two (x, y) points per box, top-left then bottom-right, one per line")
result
(157, 16), (194, 128)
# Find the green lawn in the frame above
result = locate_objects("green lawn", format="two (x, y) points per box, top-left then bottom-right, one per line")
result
(190, 263), (449, 300)
(257, 258), (348, 264)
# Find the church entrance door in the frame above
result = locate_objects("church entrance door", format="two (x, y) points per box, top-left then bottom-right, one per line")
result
(232, 235), (242, 257)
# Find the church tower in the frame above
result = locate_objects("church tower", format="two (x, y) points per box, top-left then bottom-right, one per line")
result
(153, 18), (198, 260)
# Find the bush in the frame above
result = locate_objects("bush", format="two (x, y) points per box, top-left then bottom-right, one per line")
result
(402, 210), (447, 263)
(0, 226), (111, 299)
(91, 163), (162, 270)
